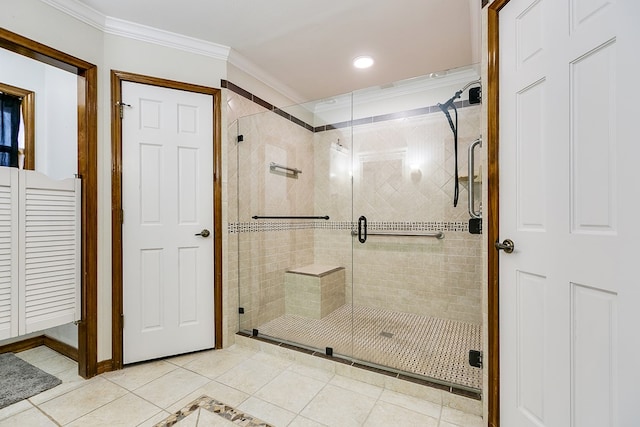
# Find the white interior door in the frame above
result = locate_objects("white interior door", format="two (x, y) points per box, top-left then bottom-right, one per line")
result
(122, 81), (214, 364)
(499, 0), (640, 426)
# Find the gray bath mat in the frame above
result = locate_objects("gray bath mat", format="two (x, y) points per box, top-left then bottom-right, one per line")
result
(0, 352), (62, 409)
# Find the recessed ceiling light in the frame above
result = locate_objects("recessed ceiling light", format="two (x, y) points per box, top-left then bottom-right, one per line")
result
(353, 56), (374, 69)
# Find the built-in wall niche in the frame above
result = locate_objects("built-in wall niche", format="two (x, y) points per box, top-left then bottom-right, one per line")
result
(0, 47), (77, 181)
(0, 46), (79, 349)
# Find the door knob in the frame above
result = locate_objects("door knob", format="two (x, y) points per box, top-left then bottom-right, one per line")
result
(494, 239), (514, 253)
(195, 229), (210, 238)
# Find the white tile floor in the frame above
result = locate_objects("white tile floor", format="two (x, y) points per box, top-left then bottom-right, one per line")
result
(0, 344), (484, 426)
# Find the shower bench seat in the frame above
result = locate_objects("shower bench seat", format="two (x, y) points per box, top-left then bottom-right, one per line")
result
(284, 264), (345, 319)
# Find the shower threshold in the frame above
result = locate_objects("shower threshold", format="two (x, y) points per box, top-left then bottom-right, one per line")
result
(243, 304), (482, 395)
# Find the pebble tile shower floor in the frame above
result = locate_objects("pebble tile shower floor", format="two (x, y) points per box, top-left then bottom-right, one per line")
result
(256, 305), (482, 390)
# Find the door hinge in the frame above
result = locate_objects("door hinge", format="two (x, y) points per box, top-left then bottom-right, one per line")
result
(469, 350), (483, 368)
(121, 209), (124, 224)
(121, 314), (124, 329)
(116, 101), (131, 119)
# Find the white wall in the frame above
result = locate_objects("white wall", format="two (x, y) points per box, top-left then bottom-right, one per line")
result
(0, 49), (77, 180)
(41, 66), (77, 180)
(0, 0), (105, 67)
(1, 0), (232, 362)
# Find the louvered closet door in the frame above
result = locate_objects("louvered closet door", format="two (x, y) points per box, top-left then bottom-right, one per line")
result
(0, 168), (18, 340)
(18, 170), (81, 335)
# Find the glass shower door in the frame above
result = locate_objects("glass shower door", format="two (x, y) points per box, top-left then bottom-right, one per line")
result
(350, 70), (484, 391)
(234, 95), (355, 360)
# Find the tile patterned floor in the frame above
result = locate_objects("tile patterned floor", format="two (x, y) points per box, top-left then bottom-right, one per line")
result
(156, 395), (272, 426)
(256, 305), (482, 390)
(0, 344), (483, 426)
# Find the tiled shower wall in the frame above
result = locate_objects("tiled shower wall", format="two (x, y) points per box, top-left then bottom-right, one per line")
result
(313, 108), (482, 324)
(227, 88), (483, 337)
(230, 96), (316, 330)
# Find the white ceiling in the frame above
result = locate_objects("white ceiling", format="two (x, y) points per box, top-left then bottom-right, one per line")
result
(54, 0), (480, 102)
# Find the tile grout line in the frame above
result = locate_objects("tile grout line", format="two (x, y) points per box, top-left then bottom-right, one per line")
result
(33, 403), (62, 427)
(98, 368), (204, 425)
(283, 372), (330, 425)
(6, 345), (481, 426)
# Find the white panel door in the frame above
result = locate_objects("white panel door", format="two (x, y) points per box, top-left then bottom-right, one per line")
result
(122, 81), (214, 364)
(499, 0), (640, 426)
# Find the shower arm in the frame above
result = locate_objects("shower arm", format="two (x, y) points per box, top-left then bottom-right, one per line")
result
(460, 79), (481, 93)
(440, 79), (482, 108)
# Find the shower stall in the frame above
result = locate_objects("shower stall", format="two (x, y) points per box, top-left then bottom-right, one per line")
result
(229, 65), (483, 394)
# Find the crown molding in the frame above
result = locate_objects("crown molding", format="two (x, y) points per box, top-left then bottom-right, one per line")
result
(41, 0), (230, 60)
(40, 0), (304, 98)
(39, 0), (106, 30)
(355, 66), (480, 105)
(227, 49), (306, 104)
(311, 66), (480, 115)
(103, 17), (230, 60)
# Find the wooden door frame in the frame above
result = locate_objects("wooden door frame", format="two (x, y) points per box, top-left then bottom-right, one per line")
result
(487, 0), (511, 426)
(0, 28), (98, 378)
(0, 82), (35, 170)
(110, 71), (223, 369)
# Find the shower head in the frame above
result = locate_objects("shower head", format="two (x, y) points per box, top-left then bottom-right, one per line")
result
(331, 139), (349, 154)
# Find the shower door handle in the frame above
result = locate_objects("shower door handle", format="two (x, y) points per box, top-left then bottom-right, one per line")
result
(357, 215), (367, 243)
(468, 137), (482, 219)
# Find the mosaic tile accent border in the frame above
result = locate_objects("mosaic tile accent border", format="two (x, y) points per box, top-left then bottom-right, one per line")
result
(228, 220), (318, 233)
(228, 220), (469, 233)
(155, 395), (273, 427)
(222, 79), (477, 133)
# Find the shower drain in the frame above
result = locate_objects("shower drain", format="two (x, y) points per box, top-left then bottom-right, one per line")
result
(379, 331), (394, 338)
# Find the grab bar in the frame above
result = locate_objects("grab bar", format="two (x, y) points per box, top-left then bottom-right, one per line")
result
(252, 215), (329, 220)
(270, 162), (301, 177)
(350, 230), (444, 239)
(468, 138), (482, 219)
